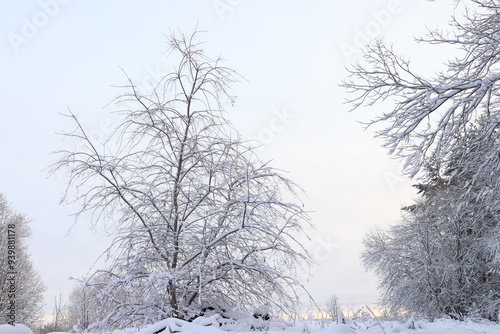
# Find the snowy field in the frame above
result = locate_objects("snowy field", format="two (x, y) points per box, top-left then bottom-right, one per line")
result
(124, 318), (500, 334)
(3, 318), (500, 334)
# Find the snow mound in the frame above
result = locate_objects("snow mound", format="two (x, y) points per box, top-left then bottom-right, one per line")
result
(111, 317), (500, 334)
(138, 318), (223, 334)
(317, 324), (357, 333)
(191, 314), (223, 327)
(0, 324), (33, 334)
(417, 318), (498, 334)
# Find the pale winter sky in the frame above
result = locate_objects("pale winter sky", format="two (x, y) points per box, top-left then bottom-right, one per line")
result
(1, 0), (458, 317)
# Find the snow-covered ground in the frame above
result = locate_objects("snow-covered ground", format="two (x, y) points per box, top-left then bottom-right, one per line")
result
(0, 324), (33, 334)
(31, 317), (499, 334)
(122, 319), (500, 334)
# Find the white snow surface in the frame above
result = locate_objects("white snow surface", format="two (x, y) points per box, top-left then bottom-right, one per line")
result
(0, 324), (33, 334)
(42, 318), (499, 334)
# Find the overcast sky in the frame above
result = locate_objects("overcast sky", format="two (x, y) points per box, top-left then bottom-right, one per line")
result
(1, 0), (458, 317)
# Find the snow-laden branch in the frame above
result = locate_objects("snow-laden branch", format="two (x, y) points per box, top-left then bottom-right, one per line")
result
(342, 2), (500, 179)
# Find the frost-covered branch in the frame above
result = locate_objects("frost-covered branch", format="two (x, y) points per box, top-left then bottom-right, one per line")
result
(342, 1), (500, 179)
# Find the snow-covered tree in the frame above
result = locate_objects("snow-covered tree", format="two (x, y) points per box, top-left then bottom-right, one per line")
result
(53, 32), (312, 330)
(325, 295), (342, 324)
(343, 0), (500, 321)
(362, 125), (500, 320)
(67, 284), (90, 331)
(0, 193), (46, 326)
(67, 280), (110, 332)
